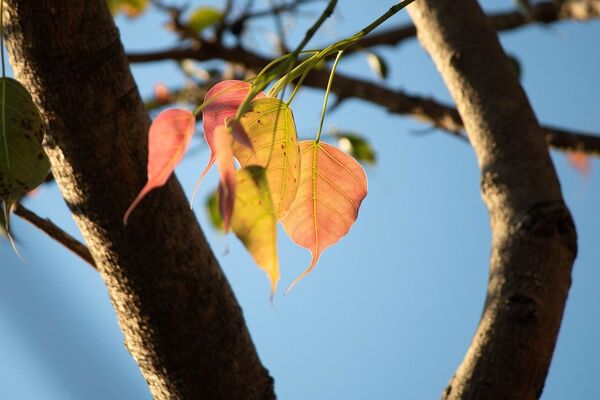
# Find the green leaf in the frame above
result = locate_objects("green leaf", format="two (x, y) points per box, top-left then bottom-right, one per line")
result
(0, 77), (50, 201)
(335, 132), (376, 165)
(231, 166), (279, 296)
(186, 7), (223, 33)
(366, 52), (389, 80)
(205, 188), (224, 232)
(107, 0), (148, 17)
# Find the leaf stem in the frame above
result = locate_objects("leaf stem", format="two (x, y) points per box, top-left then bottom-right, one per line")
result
(315, 50), (343, 143)
(271, 0), (416, 98)
(234, 0), (337, 118)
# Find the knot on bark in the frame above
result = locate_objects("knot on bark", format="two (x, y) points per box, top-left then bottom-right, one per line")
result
(516, 201), (577, 257)
(507, 292), (539, 325)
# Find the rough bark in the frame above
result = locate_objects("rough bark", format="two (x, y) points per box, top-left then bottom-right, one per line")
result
(408, 1), (577, 399)
(4, 2), (275, 399)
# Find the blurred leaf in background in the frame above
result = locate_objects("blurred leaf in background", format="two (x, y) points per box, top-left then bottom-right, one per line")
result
(333, 131), (376, 166)
(186, 7), (223, 33)
(107, 0), (148, 17)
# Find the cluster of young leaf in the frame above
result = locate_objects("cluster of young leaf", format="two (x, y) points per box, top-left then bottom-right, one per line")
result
(119, 0), (427, 295)
(124, 80), (368, 295)
(0, 77), (51, 247)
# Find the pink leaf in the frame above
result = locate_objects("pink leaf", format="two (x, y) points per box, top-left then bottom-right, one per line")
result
(124, 108), (195, 224)
(214, 125), (236, 231)
(197, 80), (265, 184)
(281, 141), (368, 292)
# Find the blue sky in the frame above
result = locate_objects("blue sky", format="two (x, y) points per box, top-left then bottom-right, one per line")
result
(0, 1), (599, 399)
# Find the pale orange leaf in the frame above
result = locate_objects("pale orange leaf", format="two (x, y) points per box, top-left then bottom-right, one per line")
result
(281, 141), (368, 292)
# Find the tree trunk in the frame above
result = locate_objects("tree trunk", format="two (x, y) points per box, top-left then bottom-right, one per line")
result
(408, 1), (577, 399)
(4, 2), (275, 399)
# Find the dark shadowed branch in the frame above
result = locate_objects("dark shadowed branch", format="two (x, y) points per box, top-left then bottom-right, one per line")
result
(130, 43), (600, 155)
(345, 0), (600, 54)
(408, 0), (577, 398)
(13, 203), (96, 268)
(6, 1), (275, 399)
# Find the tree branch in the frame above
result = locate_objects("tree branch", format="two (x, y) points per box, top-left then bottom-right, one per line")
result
(13, 204), (96, 268)
(345, 0), (600, 53)
(5, 1), (275, 399)
(129, 44), (600, 155)
(408, 0), (577, 398)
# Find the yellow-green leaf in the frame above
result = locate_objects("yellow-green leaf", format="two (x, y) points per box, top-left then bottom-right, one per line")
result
(186, 7), (223, 33)
(107, 0), (148, 17)
(232, 97), (300, 219)
(0, 77), (50, 201)
(231, 166), (279, 296)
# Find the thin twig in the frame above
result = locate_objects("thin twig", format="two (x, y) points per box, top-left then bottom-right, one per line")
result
(215, 0), (234, 40)
(234, 0), (317, 23)
(130, 43), (600, 156)
(335, 0), (600, 56)
(269, 0), (290, 53)
(292, 0), (336, 55)
(13, 204), (96, 269)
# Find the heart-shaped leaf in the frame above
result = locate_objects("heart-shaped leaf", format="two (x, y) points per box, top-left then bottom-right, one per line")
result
(231, 165), (279, 296)
(281, 141), (367, 291)
(0, 77), (50, 201)
(124, 108), (195, 224)
(197, 80), (265, 184)
(0, 77), (50, 253)
(233, 97), (300, 219)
